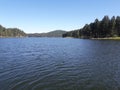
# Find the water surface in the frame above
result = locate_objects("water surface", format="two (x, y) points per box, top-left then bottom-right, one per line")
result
(0, 38), (120, 90)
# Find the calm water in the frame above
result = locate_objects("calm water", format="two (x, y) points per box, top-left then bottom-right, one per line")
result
(0, 38), (120, 90)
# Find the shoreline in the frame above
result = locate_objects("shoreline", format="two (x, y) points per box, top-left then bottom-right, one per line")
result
(64, 36), (120, 40)
(91, 37), (120, 40)
(0, 36), (27, 38)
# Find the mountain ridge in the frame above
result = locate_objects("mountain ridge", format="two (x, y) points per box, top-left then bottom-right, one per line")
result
(27, 30), (66, 37)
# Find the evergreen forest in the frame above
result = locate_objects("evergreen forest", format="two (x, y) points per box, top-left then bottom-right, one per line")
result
(63, 16), (120, 38)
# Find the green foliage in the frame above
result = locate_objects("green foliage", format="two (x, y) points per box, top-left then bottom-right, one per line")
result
(63, 16), (120, 38)
(0, 25), (26, 37)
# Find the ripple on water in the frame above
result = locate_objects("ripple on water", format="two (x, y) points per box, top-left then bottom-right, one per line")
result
(1, 38), (120, 90)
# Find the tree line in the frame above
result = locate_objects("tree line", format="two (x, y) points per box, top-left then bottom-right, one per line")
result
(63, 16), (120, 38)
(0, 25), (26, 37)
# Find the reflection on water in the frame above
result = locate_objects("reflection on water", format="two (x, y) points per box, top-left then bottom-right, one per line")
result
(0, 38), (120, 90)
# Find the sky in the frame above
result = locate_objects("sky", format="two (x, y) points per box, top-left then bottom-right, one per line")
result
(0, 0), (120, 33)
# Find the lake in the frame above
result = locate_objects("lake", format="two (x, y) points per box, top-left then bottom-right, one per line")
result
(0, 38), (120, 90)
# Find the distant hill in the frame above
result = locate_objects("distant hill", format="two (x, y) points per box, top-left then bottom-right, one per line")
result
(0, 25), (26, 37)
(27, 30), (66, 37)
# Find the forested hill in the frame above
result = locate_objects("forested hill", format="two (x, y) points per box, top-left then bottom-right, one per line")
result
(63, 16), (120, 38)
(28, 30), (66, 37)
(0, 25), (26, 37)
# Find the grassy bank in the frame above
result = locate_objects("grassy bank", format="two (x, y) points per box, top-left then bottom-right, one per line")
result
(91, 37), (120, 40)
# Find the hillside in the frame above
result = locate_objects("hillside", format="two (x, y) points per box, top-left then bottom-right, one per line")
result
(28, 30), (66, 37)
(0, 25), (26, 37)
(63, 16), (120, 39)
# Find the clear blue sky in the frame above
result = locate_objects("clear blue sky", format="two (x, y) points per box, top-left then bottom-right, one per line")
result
(0, 0), (120, 33)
